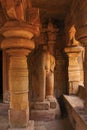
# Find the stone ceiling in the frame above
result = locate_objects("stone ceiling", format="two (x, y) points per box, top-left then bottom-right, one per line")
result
(31, 0), (72, 21)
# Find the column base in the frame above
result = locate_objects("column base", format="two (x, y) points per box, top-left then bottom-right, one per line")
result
(46, 96), (58, 109)
(32, 101), (50, 110)
(8, 109), (29, 128)
(30, 97), (61, 121)
(8, 120), (34, 130)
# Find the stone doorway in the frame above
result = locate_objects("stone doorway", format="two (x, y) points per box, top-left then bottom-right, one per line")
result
(0, 51), (3, 101)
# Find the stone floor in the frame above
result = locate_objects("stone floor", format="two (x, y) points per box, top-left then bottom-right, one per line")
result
(34, 118), (74, 130)
(0, 103), (74, 130)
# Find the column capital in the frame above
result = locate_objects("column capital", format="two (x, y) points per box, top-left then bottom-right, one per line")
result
(0, 21), (40, 38)
(1, 38), (35, 51)
(0, 21), (35, 51)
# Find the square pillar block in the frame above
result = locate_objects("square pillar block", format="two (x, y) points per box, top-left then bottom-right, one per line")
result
(8, 109), (29, 128)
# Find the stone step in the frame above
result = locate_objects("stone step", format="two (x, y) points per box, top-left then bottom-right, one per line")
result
(30, 109), (58, 121)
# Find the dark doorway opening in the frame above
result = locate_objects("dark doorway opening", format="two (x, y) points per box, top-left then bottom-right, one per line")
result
(0, 51), (3, 101)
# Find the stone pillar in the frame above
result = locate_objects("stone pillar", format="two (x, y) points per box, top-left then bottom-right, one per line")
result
(7, 48), (30, 128)
(0, 21), (35, 129)
(65, 46), (83, 94)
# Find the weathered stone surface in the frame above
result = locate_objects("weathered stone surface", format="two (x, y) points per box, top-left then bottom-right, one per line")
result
(0, 18), (36, 129)
(29, 47), (47, 102)
(29, 42), (58, 121)
(31, 109), (55, 121)
(65, 46), (83, 95)
(77, 85), (85, 100)
(64, 95), (87, 130)
(8, 109), (29, 128)
(34, 121), (46, 130)
(33, 101), (50, 110)
(46, 96), (57, 109)
(0, 106), (74, 130)
(50, 101), (57, 109)
(8, 120), (34, 130)
(31, 96), (61, 120)
(65, 0), (87, 114)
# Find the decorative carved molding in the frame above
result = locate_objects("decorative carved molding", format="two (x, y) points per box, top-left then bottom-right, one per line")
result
(0, 0), (40, 35)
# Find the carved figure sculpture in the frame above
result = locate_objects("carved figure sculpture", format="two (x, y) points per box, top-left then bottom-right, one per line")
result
(30, 44), (55, 102)
(68, 25), (79, 46)
(39, 44), (55, 101)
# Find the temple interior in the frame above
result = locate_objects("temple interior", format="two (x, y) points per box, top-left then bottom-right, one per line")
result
(0, 0), (87, 130)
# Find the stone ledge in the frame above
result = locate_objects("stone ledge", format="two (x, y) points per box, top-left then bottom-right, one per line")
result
(63, 95), (87, 130)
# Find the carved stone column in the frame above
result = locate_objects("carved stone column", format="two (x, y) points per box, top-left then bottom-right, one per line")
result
(65, 46), (83, 94)
(0, 21), (35, 129)
(7, 48), (30, 128)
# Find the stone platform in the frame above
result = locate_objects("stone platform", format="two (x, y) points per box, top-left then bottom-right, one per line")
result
(64, 95), (87, 130)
